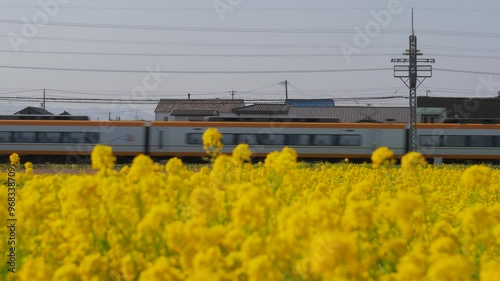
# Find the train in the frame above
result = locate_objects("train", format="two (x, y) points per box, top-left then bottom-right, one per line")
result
(0, 118), (499, 163)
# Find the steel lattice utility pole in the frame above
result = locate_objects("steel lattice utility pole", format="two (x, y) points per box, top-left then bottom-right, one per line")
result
(391, 9), (435, 152)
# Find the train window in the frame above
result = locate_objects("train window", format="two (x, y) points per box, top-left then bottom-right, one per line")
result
(257, 133), (286, 145)
(12, 132), (36, 143)
(338, 135), (362, 146)
(187, 133), (203, 145)
(469, 136), (494, 147)
(495, 136), (500, 147)
(238, 134), (258, 145)
(419, 135), (441, 147)
(0, 132), (11, 142)
(312, 135), (337, 146)
(221, 134), (235, 145)
(62, 132), (86, 143)
(287, 135), (310, 146)
(444, 135), (466, 147)
(38, 132), (62, 143)
(86, 132), (100, 144)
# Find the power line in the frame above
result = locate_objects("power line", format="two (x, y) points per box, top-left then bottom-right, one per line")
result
(0, 34), (359, 48)
(2, 49), (500, 59)
(2, 64), (499, 76)
(435, 68), (500, 76)
(1, 34), (499, 53)
(0, 49), (395, 57)
(0, 65), (392, 74)
(0, 19), (409, 34)
(0, 96), (410, 104)
(2, 18), (500, 38)
(1, 6), (499, 13)
(0, 6), (386, 11)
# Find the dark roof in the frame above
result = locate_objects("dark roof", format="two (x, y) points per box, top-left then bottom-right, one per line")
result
(286, 99), (335, 107)
(232, 104), (289, 114)
(288, 107), (410, 123)
(170, 109), (219, 116)
(155, 99), (245, 113)
(417, 96), (500, 118)
(59, 111), (71, 115)
(14, 106), (53, 115)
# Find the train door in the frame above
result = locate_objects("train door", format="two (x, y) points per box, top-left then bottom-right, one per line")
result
(368, 130), (379, 148)
(158, 129), (167, 150)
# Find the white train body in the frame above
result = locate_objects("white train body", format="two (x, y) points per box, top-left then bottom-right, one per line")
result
(0, 120), (499, 161)
(149, 122), (407, 158)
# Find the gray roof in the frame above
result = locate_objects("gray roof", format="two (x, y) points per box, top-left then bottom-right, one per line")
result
(233, 104), (289, 114)
(15, 106), (53, 115)
(155, 99), (245, 113)
(417, 96), (500, 118)
(288, 107), (410, 123)
(170, 109), (220, 116)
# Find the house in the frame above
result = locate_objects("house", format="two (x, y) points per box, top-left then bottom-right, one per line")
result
(232, 103), (410, 123)
(14, 106), (53, 115)
(154, 99), (245, 121)
(417, 96), (500, 123)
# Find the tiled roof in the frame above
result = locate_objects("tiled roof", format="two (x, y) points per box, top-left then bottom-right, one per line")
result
(417, 96), (500, 118)
(170, 109), (219, 116)
(288, 107), (410, 123)
(155, 99), (245, 113)
(286, 99), (335, 107)
(15, 106), (53, 115)
(232, 104), (289, 114)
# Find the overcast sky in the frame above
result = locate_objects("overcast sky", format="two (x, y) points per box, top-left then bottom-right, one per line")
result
(0, 0), (499, 120)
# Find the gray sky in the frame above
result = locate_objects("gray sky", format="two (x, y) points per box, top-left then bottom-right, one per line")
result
(0, 0), (499, 120)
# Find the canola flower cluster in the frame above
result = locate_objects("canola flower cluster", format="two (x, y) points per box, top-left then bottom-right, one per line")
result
(0, 130), (499, 281)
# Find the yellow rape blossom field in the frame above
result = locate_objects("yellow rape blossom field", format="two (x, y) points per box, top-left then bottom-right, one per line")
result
(1, 128), (499, 281)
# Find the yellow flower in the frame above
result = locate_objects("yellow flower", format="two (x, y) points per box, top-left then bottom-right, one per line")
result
(202, 128), (223, 156)
(264, 146), (297, 176)
(166, 157), (187, 176)
(480, 259), (500, 281)
(461, 164), (492, 188)
(91, 144), (116, 171)
(401, 151), (428, 170)
(128, 154), (154, 181)
(9, 152), (20, 165)
(24, 161), (34, 177)
(426, 255), (472, 281)
(371, 146), (395, 168)
(139, 256), (185, 281)
(232, 143), (252, 166)
(120, 165), (130, 175)
(24, 161), (33, 169)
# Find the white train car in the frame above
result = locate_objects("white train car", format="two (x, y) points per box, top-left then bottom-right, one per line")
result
(0, 121), (145, 160)
(417, 124), (500, 160)
(149, 122), (407, 158)
(1, 120), (499, 162)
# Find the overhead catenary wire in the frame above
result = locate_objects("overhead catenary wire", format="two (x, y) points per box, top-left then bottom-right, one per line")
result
(1, 34), (499, 53)
(1, 65), (499, 76)
(2, 19), (500, 39)
(0, 6), (499, 13)
(0, 65), (393, 74)
(0, 96), (409, 104)
(2, 49), (500, 60)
